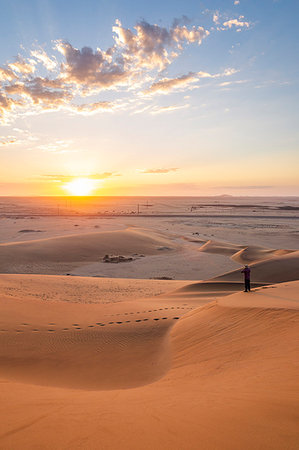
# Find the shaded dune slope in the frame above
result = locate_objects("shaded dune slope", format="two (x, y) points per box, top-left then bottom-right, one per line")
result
(213, 250), (299, 284)
(0, 275), (188, 390)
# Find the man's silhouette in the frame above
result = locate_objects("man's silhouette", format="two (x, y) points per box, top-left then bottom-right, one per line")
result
(241, 265), (251, 292)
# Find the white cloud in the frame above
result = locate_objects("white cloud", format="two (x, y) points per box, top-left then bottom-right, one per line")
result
(31, 48), (57, 70)
(150, 104), (190, 114)
(0, 17), (244, 123)
(223, 17), (250, 29)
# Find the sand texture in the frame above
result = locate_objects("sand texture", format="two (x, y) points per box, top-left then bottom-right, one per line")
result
(0, 277), (298, 449)
(0, 205), (298, 449)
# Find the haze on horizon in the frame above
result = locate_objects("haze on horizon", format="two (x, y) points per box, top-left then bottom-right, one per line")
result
(0, 0), (298, 197)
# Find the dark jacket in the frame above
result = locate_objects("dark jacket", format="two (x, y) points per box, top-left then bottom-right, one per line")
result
(241, 267), (251, 280)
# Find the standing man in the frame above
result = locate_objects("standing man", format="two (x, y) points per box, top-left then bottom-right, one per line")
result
(241, 265), (251, 292)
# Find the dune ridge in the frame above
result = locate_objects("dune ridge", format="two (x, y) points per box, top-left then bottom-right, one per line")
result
(198, 238), (296, 264)
(0, 280), (298, 449)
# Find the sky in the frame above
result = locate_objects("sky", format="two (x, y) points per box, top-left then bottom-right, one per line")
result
(0, 0), (298, 196)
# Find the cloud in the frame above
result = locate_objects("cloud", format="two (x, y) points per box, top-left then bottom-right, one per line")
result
(150, 104), (190, 114)
(218, 79), (248, 87)
(0, 136), (18, 146)
(8, 56), (35, 74)
(144, 72), (199, 94)
(37, 140), (73, 153)
(213, 12), (220, 24)
(72, 101), (115, 114)
(138, 167), (179, 174)
(223, 17), (250, 29)
(113, 19), (209, 71)
(5, 77), (71, 108)
(0, 17), (245, 123)
(42, 172), (117, 182)
(144, 68), (237, 95)
(0, 92), (23, 123)
(56, 41), (129, 89)
(0, 67), (17, 81)
(31, 48), (57, 70)
(215, 185), (274, 190)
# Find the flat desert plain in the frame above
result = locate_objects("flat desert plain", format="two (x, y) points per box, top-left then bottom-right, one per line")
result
(0, 197), (298, 449)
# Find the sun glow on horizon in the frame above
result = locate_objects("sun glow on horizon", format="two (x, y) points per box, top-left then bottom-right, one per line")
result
(63, 178), (96, 196)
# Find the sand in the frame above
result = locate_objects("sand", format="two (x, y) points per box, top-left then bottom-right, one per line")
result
(0, 205), (298, 449)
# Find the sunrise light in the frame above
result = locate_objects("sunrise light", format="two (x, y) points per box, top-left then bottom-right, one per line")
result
(63, 178), (96, 196)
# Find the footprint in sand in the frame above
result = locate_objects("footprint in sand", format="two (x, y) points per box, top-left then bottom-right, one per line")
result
(153, 318), (159, 321)
(72, 323), (79, 326)
(135, 319), (142, 322)
(48, 329), (55, 332)
(173, 317), (179, 320)
(88, 325), (94, 328)
(116, 322), (123, 324)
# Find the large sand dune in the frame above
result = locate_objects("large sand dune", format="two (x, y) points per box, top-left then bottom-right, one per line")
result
(213, 249), (299, 284)
(0, 227), (179, 274)
(0, 278), (298, 449)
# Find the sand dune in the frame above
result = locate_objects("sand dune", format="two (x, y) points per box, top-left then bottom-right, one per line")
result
(198, 238), (296, 266)
(232, 245), (294, 264)
(0, 227), (179, 274)
(213, 249), (299, 284)
(0, 274), (189, 390)
(0, 211), (298, 449)
(198, 239), (243, 256)
(0, 279), (298, 449)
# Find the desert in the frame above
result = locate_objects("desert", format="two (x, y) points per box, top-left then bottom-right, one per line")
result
(0, 196), (298, 449)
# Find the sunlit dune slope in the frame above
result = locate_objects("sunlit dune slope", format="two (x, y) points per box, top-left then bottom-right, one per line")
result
(0, 281), (298, 449)
(0, 228), (178, 274)
(198, 238), (295, 265)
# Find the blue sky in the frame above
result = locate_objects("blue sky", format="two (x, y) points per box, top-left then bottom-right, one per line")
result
(0, 0), (298, 196)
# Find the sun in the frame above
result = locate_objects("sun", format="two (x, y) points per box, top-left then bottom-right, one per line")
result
(63, 178), (96, 196)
